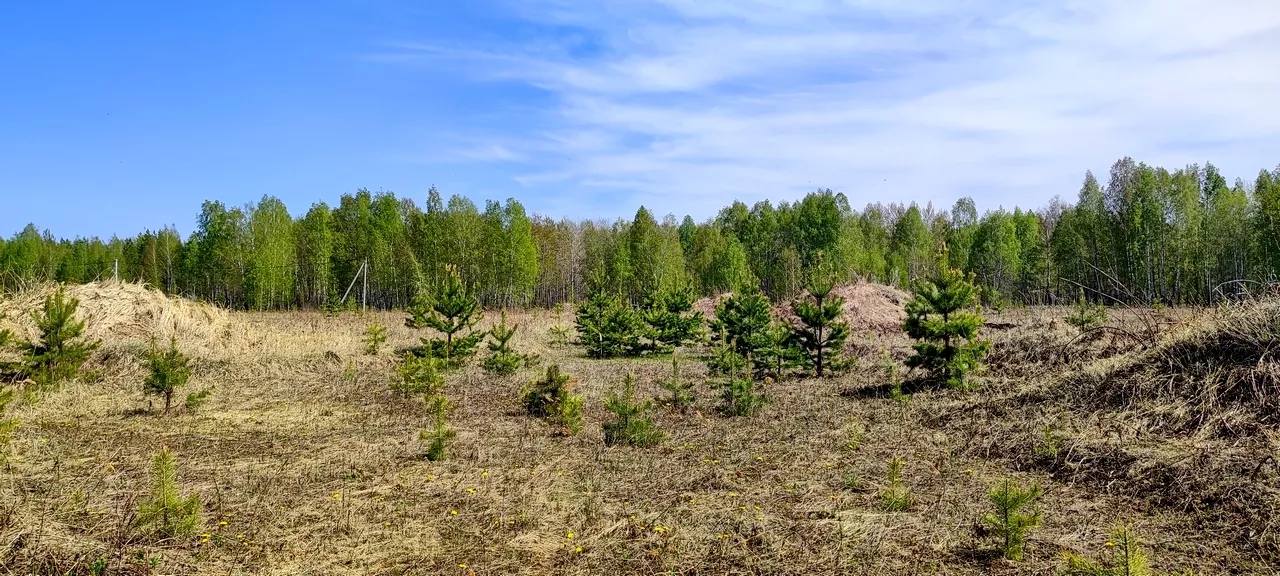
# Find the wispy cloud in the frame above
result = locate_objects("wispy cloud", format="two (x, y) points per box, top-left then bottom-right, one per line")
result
(380, 0), (1280, 218)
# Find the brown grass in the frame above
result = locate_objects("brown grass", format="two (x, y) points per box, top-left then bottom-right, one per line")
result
(0, 283), (1274, 574)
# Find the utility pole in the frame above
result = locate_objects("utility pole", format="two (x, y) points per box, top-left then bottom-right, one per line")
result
(113, 259), (119, 282)
(362, 258), (368, 313)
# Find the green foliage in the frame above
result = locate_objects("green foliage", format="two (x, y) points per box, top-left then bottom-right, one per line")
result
(391, 353), (445, 398)
(142, 336), (192, 413)
(603, 373), (663, 447)
(1061, 524), (1151, 576)
(657, 354), (696, 412)
(1035, 424), (1063, 459)
(575, 292), (644, 359)
(709, 289), (771, 357)
(420, 396), (456, 462)
(903, 251), (991, 388)
(1065, 289), (1108, 331)
(362, 321), (388, 355)
(137, 447), (201, 539)
(707, 345), (749, 377)
(982, 478), (1043, 561)
(881, 350), (906, 401)
(21, 286), (100, 387)
(522, 365), (584, 435)
(406, 264), (484, 368)
(184, 388), (213, 411)
(751, 322), (804, 380)
(482, 310), (537, 376)
(787, 271), (851, 377)
(641, 286), (704, 353)
(714, 357), (766, 417)
(880, 456), (912, 512)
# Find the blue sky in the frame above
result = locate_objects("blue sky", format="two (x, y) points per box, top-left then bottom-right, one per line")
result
(2, 0), (1278, 239)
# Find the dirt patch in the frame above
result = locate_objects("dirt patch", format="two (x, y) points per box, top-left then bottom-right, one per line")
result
(695, 282), (909, 334)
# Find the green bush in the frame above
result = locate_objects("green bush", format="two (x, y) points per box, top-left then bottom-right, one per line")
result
(362, 321), (388, 355)
(750, 322), (804, 380)
(903, 250), (990, 388)
(603, 373), (663, 447)
(522, 365), (584, 435)
(641, 286), (704, 353)
(143, 336), (192, 414)
(391, 353), (445, 398)
(982, 478), (1043, 561)
(709, 289), (771, 358)
(21, 286), (100, 387)
(184, 387), (214, 411)
(137, 447), (201, 539)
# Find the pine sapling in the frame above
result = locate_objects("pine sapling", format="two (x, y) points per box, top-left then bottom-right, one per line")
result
(1065, 289), (1108, 331)
(362, 321), (388, 355)
(982, 478), (1043, 561)
(143, 336), (192, 414)
(880, 456), (912, 512)
(641, 286), (704, 353)
(575, 292), (644, 358)
(603, 372), (663, 447)
(709, 289), (771, 358)
(522, 364), (584, 435)
(420, 396), (456, 461)
(904, 248), (991, 388)
(715, 357), (766, 417)
(0, 387), (18, 461)
(751, 322), (803, 380)
(391, 353), (445, 398)
(405, 264), (484, 368)
(657, 354), (696, 412)
(137, 447), (201, 539)
(22, 286), (100, 387)
(1061, 523), (1151, 576)
(482, 310), (535, 376)
(788, 270), (852, 377)
(184, 387), (214, 411)
(548, 302), (572, 348)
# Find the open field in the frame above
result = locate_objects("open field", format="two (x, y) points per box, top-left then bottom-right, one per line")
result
(1, 283), (1278, 575)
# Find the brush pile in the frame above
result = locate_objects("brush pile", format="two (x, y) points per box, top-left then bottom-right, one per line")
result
(0, 282), (228, 348)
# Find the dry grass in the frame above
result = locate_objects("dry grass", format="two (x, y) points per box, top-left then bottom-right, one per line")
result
(0, 283), (1274, 574)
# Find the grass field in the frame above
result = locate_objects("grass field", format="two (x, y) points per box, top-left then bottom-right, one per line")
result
(1, 283), (1277, 575)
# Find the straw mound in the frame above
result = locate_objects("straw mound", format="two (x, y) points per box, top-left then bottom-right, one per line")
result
(1065, 297), (1280, 432)
(0, 282), (228, 347)
(693, 282), (909, 333)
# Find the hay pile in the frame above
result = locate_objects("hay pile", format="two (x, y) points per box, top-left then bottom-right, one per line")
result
(1066, 297), (1280, 432)
(0, 282), (228, 347)
(693, 282), (909, 333)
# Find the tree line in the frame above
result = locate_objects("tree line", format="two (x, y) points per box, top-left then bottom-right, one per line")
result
(2, 157), (1277, 308)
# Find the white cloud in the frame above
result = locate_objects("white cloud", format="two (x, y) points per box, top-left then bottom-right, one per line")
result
(388, 0), (1280, 217)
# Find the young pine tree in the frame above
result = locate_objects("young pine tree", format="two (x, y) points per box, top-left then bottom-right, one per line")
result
(420, 396), (456, 462)
(982, 478), (1043, 561)
(903, 249), (991, 388)
(22, 286), (100, 387)
(750, 322), (804, 380)
(575, 292), (644, 359)
(709, 289), (771, 357)
(406, 265), (484, 368)
(657, 353), (696, 412)
(482, 310), (535, 376)
(1061, 523), (1151, 576)
(1064, 288), (1108, 331)
(641, 286), (704, 353)
(522, 364), (584, 436)
(143, 336), (192, 414)
(603, 372), (663, 447)
(137, 447), (201, 539)
(362, 320), (388, 355)
(391, 353), (446, 398)
(787, 272), (851, 377)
